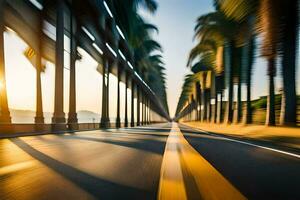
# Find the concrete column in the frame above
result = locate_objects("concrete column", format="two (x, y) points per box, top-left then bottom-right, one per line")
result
(116, 64), (121, 128)
(0, 0), (11, 123)
(136, 85), (140, 126)
(52, 1), (66, 125)
(67, 12), (78, 129)
(35, 12), (44, 125)
(100, 59), (110, 128)
(148, 100), (151, 124)
(106, 67), (110, 121)
(35, 51), (44, 124)
(130, 79), (135, 127)
(145, 98), (148, 124)
(141, 92), (144, 125)
(124, 72), (128, 127)
(144, 95), (147, 125)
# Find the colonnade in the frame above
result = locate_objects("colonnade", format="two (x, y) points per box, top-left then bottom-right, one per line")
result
(0, 0), (166, 132)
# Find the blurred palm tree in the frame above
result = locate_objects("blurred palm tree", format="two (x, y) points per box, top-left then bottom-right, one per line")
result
(216, 0), (299, 126)
(112, 0), (169, 114)
(188, 39), (219, 122)
(188, 11), (242, 124)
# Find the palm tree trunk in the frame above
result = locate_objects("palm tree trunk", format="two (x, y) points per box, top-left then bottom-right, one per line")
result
(266, 58), (276, 126)
(196, 82), (201, 121)
(214, 88), (218, 123)
(219, 91), (223, 123)
(237, 77), (242, 123)
(245, 34), (255, 125)
(207, 90), (211, 122)
(202, 89), (207, 121)
(225, 42), (234, 124)
(280, 0), (298, 126)
(245, 70), (252, 124)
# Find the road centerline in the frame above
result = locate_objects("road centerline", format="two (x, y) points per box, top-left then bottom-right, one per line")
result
(158, 123), (246, 200)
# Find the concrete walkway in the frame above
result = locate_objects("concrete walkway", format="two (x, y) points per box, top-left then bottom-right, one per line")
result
(182, 122), (300, 151)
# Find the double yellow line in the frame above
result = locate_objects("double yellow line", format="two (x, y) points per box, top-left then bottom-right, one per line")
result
(158, 123), (246, 200)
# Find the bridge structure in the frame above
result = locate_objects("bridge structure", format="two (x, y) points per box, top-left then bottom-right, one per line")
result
(0, 0), (169, 134)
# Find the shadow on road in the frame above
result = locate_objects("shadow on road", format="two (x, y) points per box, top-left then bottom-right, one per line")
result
(10, 138), (153, 200)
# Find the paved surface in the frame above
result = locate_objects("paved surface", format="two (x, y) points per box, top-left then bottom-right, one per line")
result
(179, 124), (300, 199)
(1, 123), (300, 199)
(0, 124), (170, 200)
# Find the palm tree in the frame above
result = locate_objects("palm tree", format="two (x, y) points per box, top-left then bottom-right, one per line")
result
(175, 73), (199, 120)
(188, 46), (219, 122)
(216, 0), (298, 126)
(112, 0), (169, 114)
(189, 11), (241, 124)
(279, 0), (299, 126)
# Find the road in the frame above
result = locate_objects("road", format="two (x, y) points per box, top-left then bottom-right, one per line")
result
(0, 123), (300, 199)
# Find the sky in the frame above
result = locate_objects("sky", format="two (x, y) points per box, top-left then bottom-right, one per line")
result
(141, 0), (300, 117)
(140, 0), (215, 117)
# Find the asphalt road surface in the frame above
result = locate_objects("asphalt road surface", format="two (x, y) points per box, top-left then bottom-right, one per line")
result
(0, 123), (299, 200)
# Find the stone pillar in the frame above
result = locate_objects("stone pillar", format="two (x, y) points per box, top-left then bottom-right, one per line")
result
(130, 79), (135, 127)
(148, 100), (151, 124)
(0, 0), (11, 123)
(35, 12), (44, 125)
(116, 64), (121, 128)
(67, 11), (78, 129)
(141, 92), (144, 125)
(35, 52), (44, 124)
(145, 98), (148, 124)
(144, 95), (147, 125)
(136, 85), (140, 126)
(52, 1), (66, 127)
(100, 59), (110, 128)
(124, 72), (128, 127)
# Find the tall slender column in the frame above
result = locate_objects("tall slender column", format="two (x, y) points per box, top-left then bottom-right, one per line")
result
(214, 91), (218, 123)
(217, 92), (223, 123)
(68, 11), (78, 128)
(145, 98), (148, 124)
(52, 1), (66, 125)
(124, 72), (128, 127)
(196, 82), (201, 121)
(148, 100), (151, 124)
(130, 79), (135, 127)
(106, 68), (110, 124)
(100, 59), (110, 128)
(136, 85), (140, 126)
(35, 11), (44, 124)
(201, 89), (207, 122)
(207, 90), (211, 122)
(144, 96), (147, 124)
(141, 92), (144, 125)
(35, 52), (44, 124)
(0, 0), (11, 123)
(220, 91), (223, 122)
(100, 62), (107, 125)
(116, 64), (121, 128)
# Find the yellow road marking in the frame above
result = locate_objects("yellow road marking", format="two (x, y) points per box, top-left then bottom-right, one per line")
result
(158, 125), (187, 200)
(158, 123), (247, 200)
